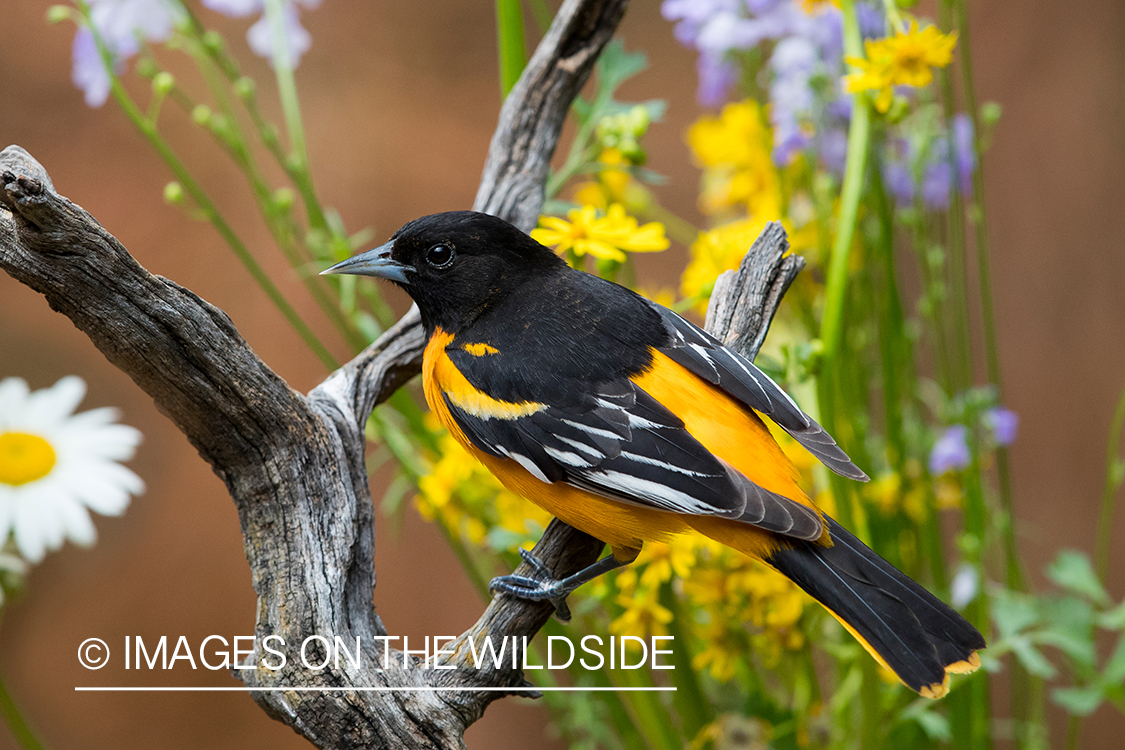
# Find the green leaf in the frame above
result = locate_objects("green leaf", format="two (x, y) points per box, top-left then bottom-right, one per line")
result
(1035, 630), (1097, 671)
(1098, 599), (1125, 630)
(596, 40), (648, 94)
(495, 0), (527, 97)
(900, 702), (953, 742)
(1047, 550), (1110, 605)
(1052, 686), (1104, 716)
(1011, 637), (1058, 678)
(1102, 633), (1125, 685)
(992, 589), (1040, 637)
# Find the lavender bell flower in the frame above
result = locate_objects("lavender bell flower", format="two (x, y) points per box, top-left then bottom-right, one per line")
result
(71, 29), (113, 108)
(696, 51), (738, 108)
(769, 35), (817, 164)
(984, 407), (1019, 447)
(855, 0), (886, 39)
(952, 113), (977, 195)
(664, 0), (819, 107)
(921, 136), (953, 211)
(70, 0), (184, 107)
(203, 0), (321, 68)
(930, 425), (971, 474)
(882, 138), (915, 204)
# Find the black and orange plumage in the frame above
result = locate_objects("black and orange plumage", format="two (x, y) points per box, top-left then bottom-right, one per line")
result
(325, 210), (985, 698)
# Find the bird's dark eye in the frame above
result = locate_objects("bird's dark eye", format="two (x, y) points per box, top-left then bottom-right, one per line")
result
(425, 243), (455, 269)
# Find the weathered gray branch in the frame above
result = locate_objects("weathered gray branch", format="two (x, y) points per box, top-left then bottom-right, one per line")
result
(0, 0), (803, 745)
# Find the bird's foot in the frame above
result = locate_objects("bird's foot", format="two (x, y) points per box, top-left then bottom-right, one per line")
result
(489, 548), (574, 622)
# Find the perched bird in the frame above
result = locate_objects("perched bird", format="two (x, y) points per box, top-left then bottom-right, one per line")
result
(324, 210), (985, 698)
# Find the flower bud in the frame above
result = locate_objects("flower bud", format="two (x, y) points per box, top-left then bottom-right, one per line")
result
(234, 77), (255, 102)
(202, 30), (224, 55)
(137, 58), (159, 79)
(191, 105), (212, 126)
(152, 72), (175, 96)
(272, 187), (295, 212)
(46, 6), (71, 24)
(163, 181), (185, 205)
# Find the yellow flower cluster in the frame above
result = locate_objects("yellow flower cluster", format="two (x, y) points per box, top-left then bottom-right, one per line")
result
(845, 22), (958, 113)
(572, 148), (635, 210)
(680, 215), (817, 312)
(681, 100), (820, 312)
(687, 100), (779, 216)
(685, 546), (809, 681)
(416, 426), (552, 547)
(609, 532), (810, 682)
(532, 203), (669, 263)
(611, 535), (698, 638)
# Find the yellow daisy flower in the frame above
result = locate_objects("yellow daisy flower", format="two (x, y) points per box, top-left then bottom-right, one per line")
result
(845, 22), (958, 112)
(532, 204), (669, 262)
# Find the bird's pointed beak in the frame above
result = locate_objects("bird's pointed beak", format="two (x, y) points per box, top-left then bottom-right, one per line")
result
(321, 241), (411, 284)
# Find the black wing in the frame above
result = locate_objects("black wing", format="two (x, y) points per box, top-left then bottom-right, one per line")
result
(441, 375), (825, 541)
(651, 304), (869, 482)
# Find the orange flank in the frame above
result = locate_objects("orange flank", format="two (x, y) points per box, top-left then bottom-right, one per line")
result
(630, 350), (808, 506)
(422, 332), (824, 559)
(631, 350), (829, 556)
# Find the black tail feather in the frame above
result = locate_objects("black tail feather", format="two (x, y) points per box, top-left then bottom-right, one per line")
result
(766, 516), (985, 697)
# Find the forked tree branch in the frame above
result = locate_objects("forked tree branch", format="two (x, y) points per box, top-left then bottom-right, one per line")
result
(0, 0), (803, 746)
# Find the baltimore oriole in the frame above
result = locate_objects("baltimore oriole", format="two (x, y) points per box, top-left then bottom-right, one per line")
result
(324, 210), (985, 698)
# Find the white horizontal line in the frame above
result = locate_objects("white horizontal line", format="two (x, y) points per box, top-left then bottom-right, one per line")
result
(75, 686), (675, 693)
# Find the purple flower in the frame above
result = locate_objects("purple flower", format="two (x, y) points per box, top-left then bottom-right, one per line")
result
(882, 138), (914, 203)
(881, 117), (976, 210)
(818, 126), (849, 175)
(930, 425), (971, 474)
(662, 0), (740, 47)
(984, 407), (1019, 446)
(696, 51), (738, 108)
(71, 29), (113, 107)
(202, 0), (321, 69)
(70, 0), (184, 107)
(952, 113), (976, 195)
(855, 1), (885, 39)
(664, 0), (825, 107)
(921, 137), (953, 211)
(769, 35), (817, 164)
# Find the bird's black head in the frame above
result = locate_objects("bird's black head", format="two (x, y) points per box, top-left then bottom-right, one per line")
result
(323, 211), (566, 334)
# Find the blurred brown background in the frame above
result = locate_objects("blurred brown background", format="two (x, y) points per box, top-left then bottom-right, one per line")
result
(1, 0), (1123, 748)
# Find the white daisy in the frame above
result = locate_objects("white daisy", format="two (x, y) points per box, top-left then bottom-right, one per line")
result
(0, 376), (144, 564)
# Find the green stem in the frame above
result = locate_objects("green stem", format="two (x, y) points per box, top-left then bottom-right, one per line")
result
(938, 0), (973, 394)
(660, 585), (711, 741)
(609, 667), (680, 750)
(1096, 382), (1125, 581)
(263, 0), (327, 231)
(183, 9), (329, 240)
(82, 8), (337, 369)
(817, 0), (871, 534)
(870, 165), (907, 475)
(964, 457), (993, 750)
(495, 0), (528, 97)
(171, 48), (365, 351)
(1064, 714), (1081, 750)
(0, 666), (47, 750)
